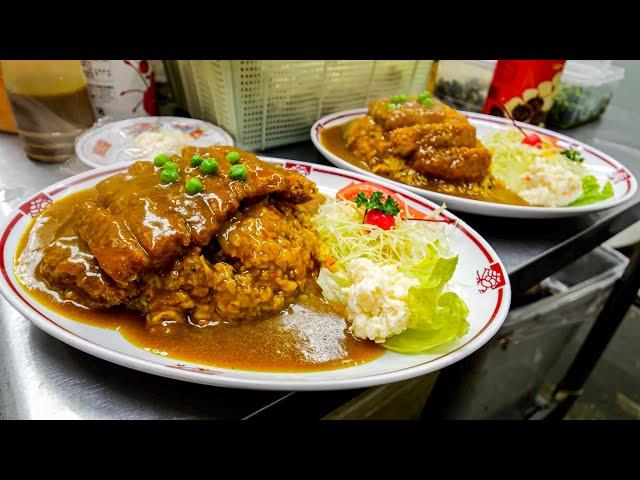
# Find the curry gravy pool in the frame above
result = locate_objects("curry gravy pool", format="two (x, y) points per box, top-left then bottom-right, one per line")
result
(15, 189), (383, 372)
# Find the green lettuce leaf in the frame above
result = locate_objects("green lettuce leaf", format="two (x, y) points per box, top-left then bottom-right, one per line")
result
(383, 292), (470, 354)
(404, 284), (440, 330)
(401, 246), (438, 283)
(383, 254), (469, 354)
(569, 176), (614, 207)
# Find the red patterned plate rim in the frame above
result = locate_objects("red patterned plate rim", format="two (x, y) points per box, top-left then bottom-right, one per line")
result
(311, 108), (638, 217)
(0, 158), (511, 391)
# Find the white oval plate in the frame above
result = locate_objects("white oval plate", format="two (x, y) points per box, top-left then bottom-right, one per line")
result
(311, 109), (638, 218)
(75, 116), (234, 168)
(0, 158), (510, 391)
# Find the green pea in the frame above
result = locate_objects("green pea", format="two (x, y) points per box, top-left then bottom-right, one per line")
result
(200, 158), (219, 175)
(390, 94), (408, 104)
(160, 169), (179, 184)
(153, 153), (170, 167)
(229, 164), (248, 181)
(386, 103), (397, 111)
(418, 90), (431, 100)
(163, 161), (180, 172)
(420, 97), (434, 107)
(190, 154), (203, 167)
(226, 151), (241, 164)
(185, 177), (204, 195)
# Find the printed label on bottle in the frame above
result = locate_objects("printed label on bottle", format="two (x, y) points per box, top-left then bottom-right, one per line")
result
(81, 60), (157, 120)
(482, 60), (566, 127)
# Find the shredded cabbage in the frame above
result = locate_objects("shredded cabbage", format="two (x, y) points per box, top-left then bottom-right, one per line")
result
(313, 198), (469, 353)
(314, 198), (450, 267)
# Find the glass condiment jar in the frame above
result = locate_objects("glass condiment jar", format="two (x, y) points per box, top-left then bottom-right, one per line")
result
(0, 63), (17, 133)
(1, 60), (95, 163)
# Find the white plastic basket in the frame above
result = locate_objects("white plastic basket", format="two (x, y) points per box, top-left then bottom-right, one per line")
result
(173, 60), (433, 150)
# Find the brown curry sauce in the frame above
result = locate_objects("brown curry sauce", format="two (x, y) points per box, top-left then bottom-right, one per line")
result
(320, 120), (527, 206)
(16, 189), (383, 373)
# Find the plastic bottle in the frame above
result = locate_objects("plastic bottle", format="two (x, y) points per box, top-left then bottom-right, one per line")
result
(81, 60), (157, 120)
(483, 60), (566, 126)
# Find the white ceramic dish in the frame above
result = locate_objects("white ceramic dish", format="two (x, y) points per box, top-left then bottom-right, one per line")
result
(75, 116), (234, 168)
(0, 158), (510, 391)
(311, 109), (637, 218)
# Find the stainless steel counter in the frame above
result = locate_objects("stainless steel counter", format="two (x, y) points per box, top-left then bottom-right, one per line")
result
(1, 105), (639, 419)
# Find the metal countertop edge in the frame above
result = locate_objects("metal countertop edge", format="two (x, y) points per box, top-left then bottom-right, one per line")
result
(507, 202), (640, 294)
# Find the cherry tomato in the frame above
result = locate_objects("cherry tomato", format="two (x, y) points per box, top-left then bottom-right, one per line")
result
(364, 209), (395, 230)
(522, 133), (543, 148)
(336, 182), (428, 219)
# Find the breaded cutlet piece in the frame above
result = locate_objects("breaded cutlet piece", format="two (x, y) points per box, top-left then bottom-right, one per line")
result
(74, 146), (318, 287)
(410, 141), (492, 183)
(389, 121), (478, 156)
(369, 98), (446, 130)
(368, 97), (469, 130)
(343, 116), (391, 162)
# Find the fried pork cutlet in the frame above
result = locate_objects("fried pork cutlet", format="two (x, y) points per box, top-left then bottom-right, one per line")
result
(410, 141), (492, 183)
(75, 147), (316, 287)
(350, 96), (492, 183)
(389, 121), (478, 156)
(343, 116), (390, 162)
